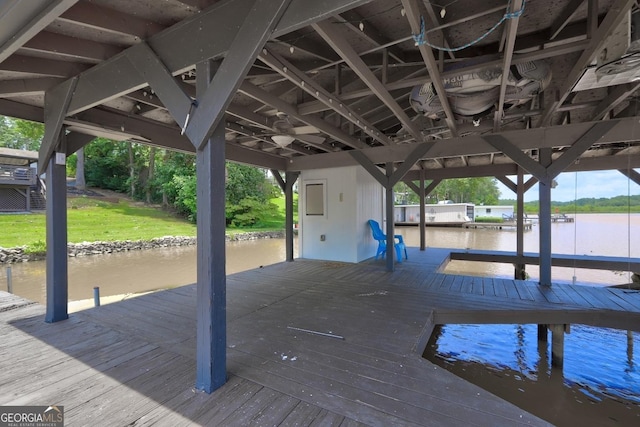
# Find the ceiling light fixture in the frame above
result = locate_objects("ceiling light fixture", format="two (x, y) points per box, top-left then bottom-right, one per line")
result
(272, 135), (295, 147)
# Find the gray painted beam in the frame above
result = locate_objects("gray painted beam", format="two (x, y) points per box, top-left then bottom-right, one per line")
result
(550, 0), (584, 40)
(288, 116), (640, 171)
(259, 47), (392, 145)
(496, 175), (517, 193)
(0, 54), (88, 77)
(388, 143), (435, 187)
(195, 59), (227, 394)
(539, 148), (553, 286)
(0, 98), (288, 170)
(547, 121), (619, 178)
(590, 83), (640, 121)
(59, 2), (165, 39)
(125, 42), (193, 137)
(401, 0), (458, 136)
(65, 0), (372, 115)
(313, 19), (424, 142)
(516, 167), (525, 279)
(619, 168), (640, 186)
(419, 170), (425, 251)
(494, 0), (523, 132)
(539, 0), (635, 125)
(270, 169), (286, 191)
(65, 132), (95, 156)
(349, 150), (387, 186)
(285, 171), (299, 262)
(0, 0), (78, 63)
(385, 163), (395, 272)
(22, 30), (121, 63)
(44, 152), (69, 323)
(524, 176), (538, 192)
(482, 134), (548, 181)
(39, 77), (78, 173)
(338, 9), (405, 63)
(0, 77), (62, 97)
(240, 81), (363, 150)
(185, 0), (293, 149)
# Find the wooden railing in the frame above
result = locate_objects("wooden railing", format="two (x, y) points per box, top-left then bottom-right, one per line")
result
(0, 165), (37, 186)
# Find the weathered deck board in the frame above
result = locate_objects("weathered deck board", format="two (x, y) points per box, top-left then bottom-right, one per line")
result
(2, 247), (640, 426)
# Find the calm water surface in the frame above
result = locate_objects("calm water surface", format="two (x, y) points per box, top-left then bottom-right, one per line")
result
(425, 324), (640, 426)
(1, 213), (638, 303)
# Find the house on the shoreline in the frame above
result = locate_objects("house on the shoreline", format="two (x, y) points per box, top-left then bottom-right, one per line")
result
(0, 147), (43, 212)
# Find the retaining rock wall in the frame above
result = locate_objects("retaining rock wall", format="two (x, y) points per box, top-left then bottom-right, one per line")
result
(0, 231), (285, 264)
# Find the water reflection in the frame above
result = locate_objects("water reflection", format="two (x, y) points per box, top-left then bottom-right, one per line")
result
(425, 324), (640, 426)
(1, 238), (297, 304)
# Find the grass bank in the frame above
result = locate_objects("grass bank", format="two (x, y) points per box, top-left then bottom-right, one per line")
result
(0, 195), (292, 251)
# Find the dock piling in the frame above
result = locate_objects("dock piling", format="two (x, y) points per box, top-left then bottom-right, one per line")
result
(550, 324), (565, 367)
(93, 286), (100, 307)
(6, 266), (12, 294)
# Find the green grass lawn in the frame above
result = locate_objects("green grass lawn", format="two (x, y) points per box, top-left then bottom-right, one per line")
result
(0, 194), (295, 249)
(0, 197), (197, 249)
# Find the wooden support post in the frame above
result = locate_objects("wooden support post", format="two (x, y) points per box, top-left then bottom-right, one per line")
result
(194, 60), (227, 393)
(515, 167), (526, 279)
(538, 324), (548, 341)
(539, 148), (553, 286)
(285, 171), (299, 262)
(419, 169), (426, 251)
(45, 152), (68, 323)
(550, 324), (565, 367)
(6, 266), (12, 294)
(385, 163), (395, 272)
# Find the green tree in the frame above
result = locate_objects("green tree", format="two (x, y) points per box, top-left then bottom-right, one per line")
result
(0, 116), (43, 150)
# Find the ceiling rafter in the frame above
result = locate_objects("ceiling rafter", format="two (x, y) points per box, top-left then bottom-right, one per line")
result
(550, 0), (584, 40)
(240, 81), (362, 151)
(401, 0), (458, 137)
(0, 0), (79, 63)
(313, 19), (424, 142)
(21, 31), (122, 63)
(539, 0), (635, 125)
(0, 54), (89, 77)
(337, 9), (405, 63)
(57, 2), (166, 40)
(590, 82), (640, 121)
(494, 0), (524, 132)
(259, 47), (392, 145)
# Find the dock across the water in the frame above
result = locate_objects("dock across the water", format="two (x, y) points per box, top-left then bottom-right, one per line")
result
(463, 221), (533, 231)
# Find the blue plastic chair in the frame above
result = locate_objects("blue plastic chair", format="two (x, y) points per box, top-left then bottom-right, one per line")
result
(367, 219), (407, 263)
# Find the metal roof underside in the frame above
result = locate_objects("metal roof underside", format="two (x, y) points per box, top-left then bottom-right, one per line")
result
(1, 0), (640, 180)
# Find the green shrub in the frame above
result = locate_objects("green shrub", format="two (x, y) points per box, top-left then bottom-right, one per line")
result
(474, 216), (503, 223)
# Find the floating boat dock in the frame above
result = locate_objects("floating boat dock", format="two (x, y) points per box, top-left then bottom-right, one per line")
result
(2, 248), (639, 426)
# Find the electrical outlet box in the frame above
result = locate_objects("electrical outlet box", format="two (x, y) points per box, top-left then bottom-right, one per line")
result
(320, 234), (326, 241)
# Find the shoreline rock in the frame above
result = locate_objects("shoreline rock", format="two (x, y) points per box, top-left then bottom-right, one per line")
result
(0, 231), (285, 264)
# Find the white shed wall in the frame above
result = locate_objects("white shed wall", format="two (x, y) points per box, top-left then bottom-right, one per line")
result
(299, 166), (381, 263)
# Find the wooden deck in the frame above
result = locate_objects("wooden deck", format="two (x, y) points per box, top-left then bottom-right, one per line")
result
(2, 247), (640, 426)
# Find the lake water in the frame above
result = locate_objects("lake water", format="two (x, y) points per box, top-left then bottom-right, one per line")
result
(424, 323), (640, 426)
(1, 213), (638, 304)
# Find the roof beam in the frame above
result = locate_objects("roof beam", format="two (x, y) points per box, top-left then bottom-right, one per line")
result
(287, 117), (633, 171)
(259, 47), (392, 145)
(401, 0), (457, 136)
(21, 31), (121, 63)
(0, 0), (78, 63)
(539, 0), (635, 125)
(337, 9), (405, 63)
(58, 2), (165, 40)
(0, 77), (62, 97)
(240, 81), (364, 150)
(313, 19), (423, 142)
(550, 0), (584, 40)
(590, 82), (640, 121)
(494, 0), (523, 132)
(0, 54), (89, 77)
(619, 168), (640, 186)
(62, 0), (372, 116)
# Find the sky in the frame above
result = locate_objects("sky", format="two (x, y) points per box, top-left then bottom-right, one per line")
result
(496, 170), (640, 202)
